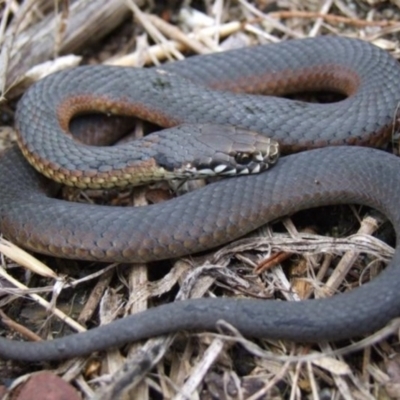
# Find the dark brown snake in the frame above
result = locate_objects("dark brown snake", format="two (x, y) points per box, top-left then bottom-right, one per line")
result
(1, 36), (400, 362)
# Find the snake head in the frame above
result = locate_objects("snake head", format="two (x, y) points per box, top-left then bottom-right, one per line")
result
(172, 124), (280, 179)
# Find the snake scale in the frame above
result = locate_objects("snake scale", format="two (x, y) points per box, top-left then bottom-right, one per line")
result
(1, 36), (400, 361)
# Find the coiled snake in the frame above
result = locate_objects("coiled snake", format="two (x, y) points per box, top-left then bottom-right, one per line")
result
(1, 36), (400, 361)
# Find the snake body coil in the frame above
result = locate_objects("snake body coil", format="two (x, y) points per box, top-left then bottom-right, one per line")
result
(1, 36), (400, 361)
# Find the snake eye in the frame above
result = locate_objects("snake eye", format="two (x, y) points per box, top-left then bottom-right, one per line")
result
(235, 152), (251, 165)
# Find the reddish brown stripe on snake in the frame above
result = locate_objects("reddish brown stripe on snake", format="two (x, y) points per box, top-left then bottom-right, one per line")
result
(1, 36), (400, 361)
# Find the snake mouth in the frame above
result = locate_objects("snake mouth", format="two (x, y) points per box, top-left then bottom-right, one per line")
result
(177, 146), (280, 179)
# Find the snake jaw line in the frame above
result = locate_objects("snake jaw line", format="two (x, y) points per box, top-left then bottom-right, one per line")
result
(213, 164), (228, 174)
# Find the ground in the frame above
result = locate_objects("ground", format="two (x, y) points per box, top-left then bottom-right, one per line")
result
(1, 0), (400, 399)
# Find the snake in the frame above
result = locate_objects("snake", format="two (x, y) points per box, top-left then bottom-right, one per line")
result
(1, 36), (400, 362)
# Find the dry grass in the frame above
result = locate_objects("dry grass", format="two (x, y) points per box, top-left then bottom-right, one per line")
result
(1, 0), (400, 399)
